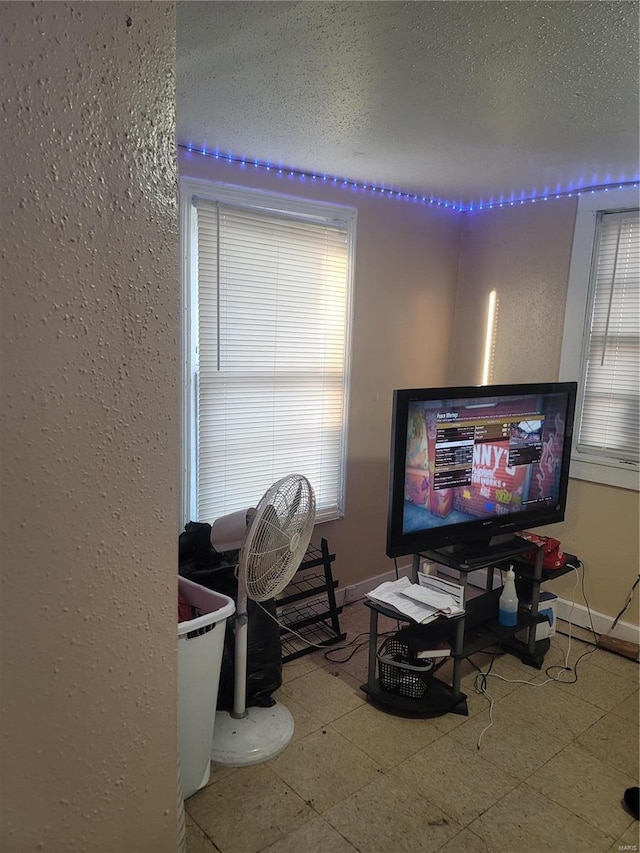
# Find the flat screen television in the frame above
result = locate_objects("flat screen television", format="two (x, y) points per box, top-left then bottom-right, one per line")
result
(386, 382), (577, 563)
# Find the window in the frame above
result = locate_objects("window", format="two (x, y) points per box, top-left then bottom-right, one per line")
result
(560, 187), (639, 490)
(180, 178), (356, 524)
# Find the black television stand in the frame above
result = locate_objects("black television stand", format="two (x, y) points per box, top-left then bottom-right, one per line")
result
(431, 533), (534, 571)
(361, 539), (578, 718)
(416, 539), (572, 672)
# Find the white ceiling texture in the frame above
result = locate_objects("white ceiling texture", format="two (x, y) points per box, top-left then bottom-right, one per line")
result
(177, 1), (640, 208)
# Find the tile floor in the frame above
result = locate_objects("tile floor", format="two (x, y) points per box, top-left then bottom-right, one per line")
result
(185, 601), (639, 853)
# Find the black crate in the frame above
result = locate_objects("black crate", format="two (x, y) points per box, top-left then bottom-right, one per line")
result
(376, 637), (435, 700)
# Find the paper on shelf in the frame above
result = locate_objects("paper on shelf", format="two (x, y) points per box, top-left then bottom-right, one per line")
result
(399, 585), (461, 613)
(417, 572), (465, 612)
(365, 577), (439, 624)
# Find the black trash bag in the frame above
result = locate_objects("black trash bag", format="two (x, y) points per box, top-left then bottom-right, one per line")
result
(216, 597), (282, 710)
(178, 521), (282, 710)
(178, 521), (213, 572)
(179, 521), (238, 586)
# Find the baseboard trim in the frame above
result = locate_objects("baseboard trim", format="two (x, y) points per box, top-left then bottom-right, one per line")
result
(555, 598), (639, 646)
(337, 566), (639, 646)
(336, 563), (412, 608)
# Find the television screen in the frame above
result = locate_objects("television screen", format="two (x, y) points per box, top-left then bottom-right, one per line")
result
(386, 382), (577, 560)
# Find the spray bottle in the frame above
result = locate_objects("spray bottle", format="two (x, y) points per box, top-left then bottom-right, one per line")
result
(498, 565), (519, 627)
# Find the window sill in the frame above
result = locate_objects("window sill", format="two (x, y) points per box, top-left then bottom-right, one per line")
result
(569, 459), (639, 492)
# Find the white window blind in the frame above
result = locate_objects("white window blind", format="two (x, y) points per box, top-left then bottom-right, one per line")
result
(577, 209), (639, 464)
(193, 193), (353, 523)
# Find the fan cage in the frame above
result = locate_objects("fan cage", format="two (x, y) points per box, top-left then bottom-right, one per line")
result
(240, 475), (316, 602)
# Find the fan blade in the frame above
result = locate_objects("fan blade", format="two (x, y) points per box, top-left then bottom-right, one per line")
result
(284, 481), (302, 526)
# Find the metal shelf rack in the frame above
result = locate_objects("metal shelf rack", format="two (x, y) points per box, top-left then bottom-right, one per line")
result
(277, 538), (346, 663)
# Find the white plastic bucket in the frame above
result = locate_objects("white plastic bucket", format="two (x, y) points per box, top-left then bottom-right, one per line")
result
(178, 577), (235, 799)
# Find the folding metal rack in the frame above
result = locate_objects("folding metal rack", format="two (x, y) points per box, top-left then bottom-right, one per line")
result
(277, 538), (346, 662)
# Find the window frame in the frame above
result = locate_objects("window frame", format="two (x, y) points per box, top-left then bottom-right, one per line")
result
(559, 186), (639, 491)
(179, 176), (357, 526)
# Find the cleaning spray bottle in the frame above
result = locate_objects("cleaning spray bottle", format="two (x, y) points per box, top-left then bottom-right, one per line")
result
(498, 565), (519, 627)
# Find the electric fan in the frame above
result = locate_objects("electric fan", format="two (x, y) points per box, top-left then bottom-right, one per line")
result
(209, 474), (316, 766)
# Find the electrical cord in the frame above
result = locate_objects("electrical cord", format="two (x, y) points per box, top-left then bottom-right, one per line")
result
(468, 646), (573, 742)
(469, 652), (498, 749)
(251, 551), (409, 656)
(578, 559), (599, 641)
(260, 554), (410, 657)
(254, 596), (401, 658)
(600, 573), (639, 638)
(223, 548), (415, 658)
(470, 651), (563, 748)
(322, 628), (396, 663)
(544, 562), (597, 681)
(470, 562), (599, 747)
(321, 556), (414, 662)
(323, 632), (371, 663)
(253, 597), (346, 652)
(554, 561), (599, 648)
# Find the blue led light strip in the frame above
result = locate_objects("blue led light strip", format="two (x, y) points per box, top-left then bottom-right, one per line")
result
(179, 144), (639, 213)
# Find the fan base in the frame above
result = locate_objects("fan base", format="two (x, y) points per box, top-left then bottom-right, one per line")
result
(210, 702), (294, 766)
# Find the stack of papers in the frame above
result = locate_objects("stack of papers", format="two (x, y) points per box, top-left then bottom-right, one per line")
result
(366, 574), (465, 624)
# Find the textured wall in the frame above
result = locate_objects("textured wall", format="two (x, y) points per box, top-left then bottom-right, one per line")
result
(179, 150), (463, 582)
(0, 3), (178, 851)
(450, 199), (639, 625)
(450, 198), (577, 386)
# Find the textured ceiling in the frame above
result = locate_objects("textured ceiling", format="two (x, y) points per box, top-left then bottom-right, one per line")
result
(177, 1), (640, 204)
